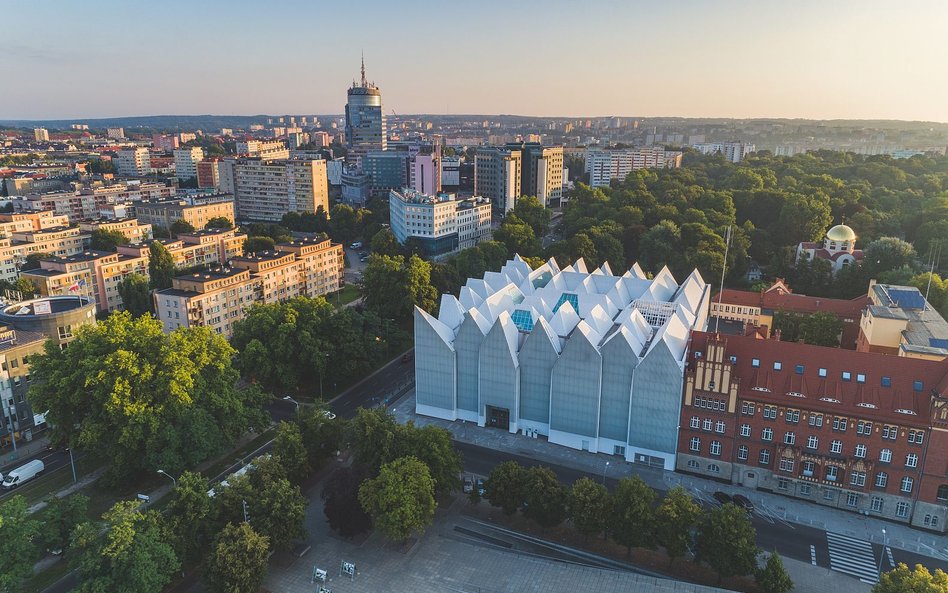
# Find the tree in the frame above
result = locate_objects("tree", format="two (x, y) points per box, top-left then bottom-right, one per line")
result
(517, 466), (567, 529)
(864, 237), (917, 276)
(655, 486), (701, 566)
(322, 466), (373, 537)
(148, 241), (176, 289)
(89, 229), (130, 251)
(243, 236), (275, 253)
(71, 500), (180, 593)
(370, 227), (402, 257)
(362, 254), (437, 320)
(874, 563), (948, 593)
(214, 470), (307, 553)
(776, 194), (831, 246)
(88, 159), (115, 174)
(204, 522), (270, 593)
(569, 478), (610, 540)
(37, 493), (89, 555)
(117, 273), (153, 317)
(396, 424), (463, 497)
(695, 503), (759, 582)
(20, 251), (50, 271)
(756, 552), (794, 593)
(799, 311), (844, 346)
(15, 277), (37, 299)
(28, 312), (267, 482)
(298, 404), (344, 469)
(329, 204), (363, 244)
(610, 476), (656, 555)
(494, 215), (540, 257)
(0, 495), (40, 591)
(359, 456), (436, 541)
(513, 195), (552, 236)
(166, 471), (215, 563)
(485, 461), (528, 516)
(169, 218), (195, 237)
(204, 216), (234, 230)
(273, 421), (310, 485)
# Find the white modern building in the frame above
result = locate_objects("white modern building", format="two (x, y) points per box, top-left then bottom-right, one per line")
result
(33, 128), (49, 142)
(115, 148), (152, 177)
(691, 142), (755, 163)
(389, 188), (491, 257)
(174, 147), (204, 182)
(414, 256), (711, 469)
(585, 147), (683, 188)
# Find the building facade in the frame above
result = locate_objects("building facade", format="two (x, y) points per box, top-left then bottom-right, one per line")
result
(678, 331), (948, 531)
(474, 148), (521, 214)
(115, 148), (152, 177)
(389, 189), (491, 257)
(585, 147), (683, 188)
(78, 218), (154, 244)
(231, 158), (329, 222)
(414, 255), (710, 470)
(134, 196), (235, 231)
(857, 282), (948, 360)
(235, 139), (290, 160)
(345, 59), (386, 165)
(796, 224), (864, 275)
(363, 151), (411, 198)
(692, 142), (755, 163)
(505, 142), (564, 207)
(174, 147), (205, 182)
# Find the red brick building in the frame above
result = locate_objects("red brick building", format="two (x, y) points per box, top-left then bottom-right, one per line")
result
(677, 331), (948, 531)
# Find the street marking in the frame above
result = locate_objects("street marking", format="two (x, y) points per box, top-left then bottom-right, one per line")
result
(886, 546), (894, 568)
(810, 545), (817, 565)
(826, 531), (879, 584)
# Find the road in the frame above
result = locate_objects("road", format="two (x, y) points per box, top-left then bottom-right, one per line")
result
(0, 446), (76, 504)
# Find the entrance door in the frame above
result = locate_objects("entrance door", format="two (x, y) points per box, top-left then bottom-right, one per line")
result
(742, 471), (758, 488)
(486, 406), (510, 430)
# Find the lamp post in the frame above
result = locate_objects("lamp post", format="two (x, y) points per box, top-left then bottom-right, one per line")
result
(877, 527), (887, 581)
(601, 461), (610, 485)
(157, 469), (177, 488)
(282, 395), (301, 415)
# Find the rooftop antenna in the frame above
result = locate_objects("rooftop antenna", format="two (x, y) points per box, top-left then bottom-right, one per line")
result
(360, 51), (366, 87)
(713, 224), (733, 334)
(924, 240), (942, 305)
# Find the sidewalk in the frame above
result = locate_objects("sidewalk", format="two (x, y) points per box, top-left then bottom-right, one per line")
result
(390, 391), (948, 563)
(0, 432), (51, 470)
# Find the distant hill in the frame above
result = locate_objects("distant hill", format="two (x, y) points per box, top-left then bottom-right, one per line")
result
(0, 114), (342, 132)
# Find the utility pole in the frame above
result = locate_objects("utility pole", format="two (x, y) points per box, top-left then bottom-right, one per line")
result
(242, 500), (250, 523)
(714, 225), (733, 334)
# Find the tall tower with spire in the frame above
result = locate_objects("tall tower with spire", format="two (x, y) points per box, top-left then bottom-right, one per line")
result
(345, 55), (386, 167)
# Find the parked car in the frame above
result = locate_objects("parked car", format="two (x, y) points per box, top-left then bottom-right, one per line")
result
(350, 241), (363, 249)
(359, 255), (369, 262)
(321, 410), (337, 420)
(2, 459), (45, 489)
(731, 494), (755, 512)
(401, 353), (411, 364)
(712, 491), (731, 505)
(475, 478), (486, 496)
(463, 477), (474, 493)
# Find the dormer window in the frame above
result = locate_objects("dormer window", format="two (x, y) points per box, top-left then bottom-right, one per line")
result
(774, 361), (782, 371)
(842, 372), (852, 382)
(795, 364), (804, 375)
(729, 356), (737, 364)
(881, 376), (892, 387)
(913, 381), (924, 392)
(752, 358), (760, 368)
(819, 368), (827, 377)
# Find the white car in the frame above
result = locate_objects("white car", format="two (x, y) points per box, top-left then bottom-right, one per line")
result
(321, 410), (337, 420)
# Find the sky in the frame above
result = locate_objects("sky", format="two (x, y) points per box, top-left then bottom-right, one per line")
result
(4, 0), (948, 122)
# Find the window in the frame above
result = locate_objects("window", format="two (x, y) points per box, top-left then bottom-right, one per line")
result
(856, 373), (866, 383)
(58, 325), (73, 340)
(924, 515), (939, 528)
(842, 371), (852, 382)
(799, 484), (812, 496)
(752, 358), (760, 368)
(737, 445), (748, 461)
(777, 477), (790, 490)
(846, 492), (859, 507)
(807, 435), (819, 450)
(802, 460), (815, 477)
(906, 454), (918, 468)
(686, 459), (700, 469)
(901, 477), (914, 493)
(710, 441), (722, 456)
(880, 449), (892, 463)
(824, 489), (837, 501)
(875, 472), (888, 488)
(690, 437), (701, 452)
(937, 485), (948, 501)
(882, 425), (898, 441)
(784, 432), (796, 445)
(707, 463), (721, 473)
(740, 424), (751, 437)
(690, 416), (700, 429)
(826, 466), (839, 482)
(762, 428), (773, 441)
(857, 421), (873, 435)
(850, 471), (866, 487)
(703, 418), (713, 431)
(831, 440), (843, 454)
(914, 380), (924, 392)
(808, 413), (824, 427)
(795, 364), (805, 375)
(763, 406), (778, 419)
(908, 430), (925, 445)
(871, 497), (884, 513)
(715, 421), (726, 434)
(779, 458), (794, 472)
(896, 501), (909, 518)
(741, 402), (755, 416)
(614, 445), (626, 456)
(881, 376), (891, 387)
(774, 361), (782, 371)
(818, 367), (827, 377)
(854, 444), (867, 459)
(786, 410), (800, 424)
(759, 450), (771, 465)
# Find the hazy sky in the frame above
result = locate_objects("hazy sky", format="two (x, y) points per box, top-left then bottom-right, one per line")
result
(5, 0), (947, 122)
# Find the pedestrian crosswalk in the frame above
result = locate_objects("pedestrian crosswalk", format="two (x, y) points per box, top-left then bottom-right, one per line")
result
(826, 532), (880, 584)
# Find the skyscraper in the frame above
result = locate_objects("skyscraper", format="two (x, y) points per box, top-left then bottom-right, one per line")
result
(345, 56), (386, 166)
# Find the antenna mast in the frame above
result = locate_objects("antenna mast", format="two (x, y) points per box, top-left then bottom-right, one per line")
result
(714, 225), (733, 334)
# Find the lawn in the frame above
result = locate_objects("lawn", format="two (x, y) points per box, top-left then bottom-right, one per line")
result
(330, 283), (361, 307)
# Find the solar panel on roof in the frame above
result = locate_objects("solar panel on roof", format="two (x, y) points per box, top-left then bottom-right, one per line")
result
(930, 338), (948, 350)
(888, 288), (926, 309)
(511, 309), (535, 332)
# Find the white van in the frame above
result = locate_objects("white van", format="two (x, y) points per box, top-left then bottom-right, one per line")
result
(2, 459), (45, 489)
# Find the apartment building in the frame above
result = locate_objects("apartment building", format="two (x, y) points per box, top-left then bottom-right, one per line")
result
(12, 182), (175, 222)
(174, 147), (204, 182)
(33, 128), (49, 142)
(116, 228), (246, 271)
(22, 249), (149, 313)
(154, 236), (344, 338)
(505, 142), (564, 207)
(585, 147), (683, 188)
(692, 142), (756, 163)
(230, 158), (329, 222)
(0, 225), (89, 283)
(389, 189), (491, 257)
(0, 211), (70, 239)
(196, 159), (220, 189)
(678, 331), (948, 531)
(856, 282), (948, 360)
(134, 197), (235, 231)
(235, 139), (289, 160)
(474, 148), (521, 214)
(115, 148), (152, 177)
(78, 218), (154, 243)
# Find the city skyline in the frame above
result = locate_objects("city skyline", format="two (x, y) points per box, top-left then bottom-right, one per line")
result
(5, 0), (948, 123)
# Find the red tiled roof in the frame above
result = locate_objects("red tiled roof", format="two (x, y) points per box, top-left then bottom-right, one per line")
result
(717, 287), (867, 319)
(688, 331), (948, 425)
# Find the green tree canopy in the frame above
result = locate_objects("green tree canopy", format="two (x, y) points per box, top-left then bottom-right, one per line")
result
(204, 522), (270, 593)
(21, 251), (51, 271)
(89, 229), (130, 251)
(169, 218), (196, 237)
(610, 476), (656, 555)
(756, 552), (794, 593)
(0, 495), (40, 591)
(243, 236), (276, 253)
(213, 465), (307, 552)
(322, 466), (373, 537)
(520, 466), (569, 529)
(569, 477), (610, 540)
(148, 241), (176, 289)
(117, 272), (153, 317)
(166, 471), (215, 563)
(362, 254), (438, 320)
(205, 216), (234, 230)
(655, 486), (702, 565)
(513, 195), (552, 236)
(696, 503), (759, 582)
(485, 461), (528, 516)
(874, 563), (948, 593)
(370, 227), (402, 257)
(273, 421), (310, 485)
(37, 493), (89, 556)
(358, 456), (437, 541)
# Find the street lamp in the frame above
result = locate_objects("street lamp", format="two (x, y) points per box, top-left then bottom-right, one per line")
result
(282, 395), (300, 414)
(877, 528), (887, 580)
(602, 461), (610, 485)
(157, 469), (177, 488)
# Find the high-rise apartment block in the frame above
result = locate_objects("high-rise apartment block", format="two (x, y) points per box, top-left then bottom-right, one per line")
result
(33, 128), (49, 142)
(134, 196), (235, 231)
(585, 147), (683, 188)
(235, 139), (290, 160)
(345, 58), (386, 165)
(389, 189), (492, 257)
(115, 148), (152, 177)
(230, 159), (329, 222)
(22, 250), (149, 313)
(196, 159), (220, 189)
(106, 127), (125, 140)
(0, 212), (84, 283)
(174, 147), (205, 182)
(411, 153), (441, 195)
(691, 142), (755, 163)
(474, 147), (522, 214)
(12, 182), (175, 222)
(154, 236), (344, 338)
(505, 142), (563, 207)
(152, 134), (180, 152)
